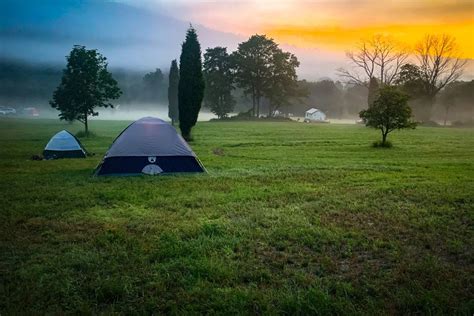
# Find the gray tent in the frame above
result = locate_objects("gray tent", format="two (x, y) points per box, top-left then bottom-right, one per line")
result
(43, 130), (87, 159)
(95, 117), (205, 175)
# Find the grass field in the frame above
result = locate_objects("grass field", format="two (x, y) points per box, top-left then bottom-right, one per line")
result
(1, 118), (473, 314)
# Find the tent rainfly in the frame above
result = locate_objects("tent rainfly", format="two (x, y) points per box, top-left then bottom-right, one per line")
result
(95, 117), (205, 176)
(43, 130), (87, 159)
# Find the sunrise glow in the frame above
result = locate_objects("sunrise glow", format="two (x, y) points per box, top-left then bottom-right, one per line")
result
(266, 21), (474, 57)
(134, 0), (474, 57)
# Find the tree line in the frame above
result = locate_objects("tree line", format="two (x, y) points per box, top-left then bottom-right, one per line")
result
(0, 58), (169, 107)
(180, 33), (303, 121)
(48, 27), (206, 140)
(0, 57), (368, 120)
(168, 28), (305, 138)
(44, 29), (474, 139)
(338, 34), (471, 123)
(341, 33), (471, 147)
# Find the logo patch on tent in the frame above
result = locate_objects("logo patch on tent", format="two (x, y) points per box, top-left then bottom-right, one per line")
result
(142, 164), (163, 175)
(148, 156), (157, 163)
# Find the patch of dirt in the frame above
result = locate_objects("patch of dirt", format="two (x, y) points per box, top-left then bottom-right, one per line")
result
(212, 148), (225, 156)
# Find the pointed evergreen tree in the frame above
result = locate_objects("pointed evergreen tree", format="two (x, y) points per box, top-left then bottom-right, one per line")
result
(178, 26), (204, 140)
(168, 59), (179, 125)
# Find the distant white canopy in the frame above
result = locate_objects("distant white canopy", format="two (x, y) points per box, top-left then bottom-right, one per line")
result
(305, 108), (327, 121)
(306, 108), (322, 114)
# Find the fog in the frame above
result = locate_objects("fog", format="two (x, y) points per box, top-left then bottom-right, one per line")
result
(1, 0), (472, 125)
(90, 107), (217, 122)
(1, 56), (472, 125)
(0, 0), (349, 81)
(26, 104), (217, 122)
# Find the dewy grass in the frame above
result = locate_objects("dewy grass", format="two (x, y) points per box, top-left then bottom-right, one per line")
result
(372, 140), (393, 148)
(0, 118), (473, 314)
(75, 130), (98, 138)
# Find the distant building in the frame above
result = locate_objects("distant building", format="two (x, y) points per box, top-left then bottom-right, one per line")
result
(304, 108), (326, 122)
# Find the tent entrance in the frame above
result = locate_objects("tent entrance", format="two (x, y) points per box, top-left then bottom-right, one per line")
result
(142, 164), (163, 175)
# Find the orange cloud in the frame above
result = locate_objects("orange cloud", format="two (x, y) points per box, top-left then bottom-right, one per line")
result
(129, 0), (474, 57)
(266, 21), (474, 58)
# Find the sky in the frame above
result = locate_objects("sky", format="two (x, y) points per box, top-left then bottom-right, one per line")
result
(1, 0), (473, 80)
(118, 0), (474, 58)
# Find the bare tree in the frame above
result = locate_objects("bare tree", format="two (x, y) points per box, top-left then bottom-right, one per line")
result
(338, 35), (408, 87)
(414, 34), (467, 99)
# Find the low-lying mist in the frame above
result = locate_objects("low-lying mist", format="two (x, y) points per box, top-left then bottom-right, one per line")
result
(90, 106), (217, 122)
(22, 104), (217, 122)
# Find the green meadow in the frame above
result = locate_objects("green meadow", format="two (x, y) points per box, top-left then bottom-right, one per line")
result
(1, 118), (473, 314)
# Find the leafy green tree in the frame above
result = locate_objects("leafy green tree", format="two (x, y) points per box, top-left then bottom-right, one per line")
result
(143, 68), (166, 102)
(367, 76), (380, 107)
(395, 64), (425, 97)
(168, 60), (179, 125)
(50, 45), (121, 136)
(360, 86), (416, 146)
(178, 26), (205, 140)
(231, 35), (277, 117)
(395, 63), (432, 120)
(203, 47), (235, 119)
(265, 49), (301, 116)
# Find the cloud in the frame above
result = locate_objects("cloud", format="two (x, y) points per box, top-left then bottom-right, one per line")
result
(266, 21), (474, 57)
(117, 0), (474, 56)
(118, 0), (474, 27)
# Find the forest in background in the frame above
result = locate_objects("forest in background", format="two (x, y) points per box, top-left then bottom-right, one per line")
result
(0, 57), (472, 123)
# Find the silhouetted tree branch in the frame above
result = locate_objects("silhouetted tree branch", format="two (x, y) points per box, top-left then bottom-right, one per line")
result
(414, 34), (467, 98)
(338, 35), (408, 87)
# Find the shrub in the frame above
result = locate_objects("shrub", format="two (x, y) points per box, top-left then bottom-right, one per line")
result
(372, 140), (393, 148)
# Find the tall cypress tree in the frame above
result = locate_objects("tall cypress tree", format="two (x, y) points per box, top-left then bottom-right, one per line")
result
(168, 59), (179, 125)
(178, 26), (204, 140)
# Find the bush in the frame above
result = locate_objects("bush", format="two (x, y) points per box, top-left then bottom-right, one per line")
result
(372, 140), (393, 148)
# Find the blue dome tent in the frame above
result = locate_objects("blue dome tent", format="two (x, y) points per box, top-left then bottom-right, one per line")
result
(43, 130), (87, 159)
(95, 117), (205, 176)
